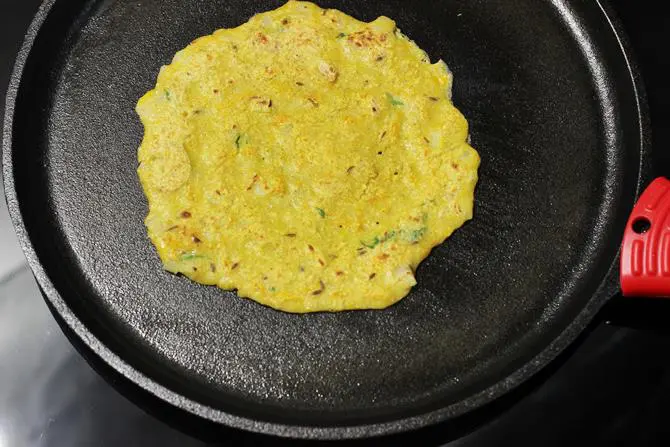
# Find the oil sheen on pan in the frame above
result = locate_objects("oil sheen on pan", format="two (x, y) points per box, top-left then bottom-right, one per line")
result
(136, 1), (480, 313)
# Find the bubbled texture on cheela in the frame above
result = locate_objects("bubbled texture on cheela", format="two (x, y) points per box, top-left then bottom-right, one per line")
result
(136, 1), (479, 312)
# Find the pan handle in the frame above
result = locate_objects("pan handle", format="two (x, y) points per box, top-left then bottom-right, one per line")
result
(620, 177), (670, 297)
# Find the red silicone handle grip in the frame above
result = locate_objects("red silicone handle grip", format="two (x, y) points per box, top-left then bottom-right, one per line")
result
(621, 177), (670, 297)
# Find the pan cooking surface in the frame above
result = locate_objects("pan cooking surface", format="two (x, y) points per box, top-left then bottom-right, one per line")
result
(4, 0), (647, 437)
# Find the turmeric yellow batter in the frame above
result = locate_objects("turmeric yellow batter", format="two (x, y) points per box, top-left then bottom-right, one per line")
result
(136, 1), (480, 312)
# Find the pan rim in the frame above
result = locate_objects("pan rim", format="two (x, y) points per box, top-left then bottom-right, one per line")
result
(2, 0), (651, 440)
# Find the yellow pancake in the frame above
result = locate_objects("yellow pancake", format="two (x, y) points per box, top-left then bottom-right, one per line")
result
(136, 1), (480, 313)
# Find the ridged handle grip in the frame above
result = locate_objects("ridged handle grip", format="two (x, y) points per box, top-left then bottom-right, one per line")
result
(621, 177), (670, 297)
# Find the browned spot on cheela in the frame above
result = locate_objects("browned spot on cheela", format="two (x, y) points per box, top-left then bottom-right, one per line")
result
(256, 32), (268, 44)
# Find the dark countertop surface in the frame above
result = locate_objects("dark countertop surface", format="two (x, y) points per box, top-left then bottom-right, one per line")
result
(1, 1), (670, 445)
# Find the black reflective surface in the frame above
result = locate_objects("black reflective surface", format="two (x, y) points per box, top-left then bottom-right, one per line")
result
(1, 1), (670, 446)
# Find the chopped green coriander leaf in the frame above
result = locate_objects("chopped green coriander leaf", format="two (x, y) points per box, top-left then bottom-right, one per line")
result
(407, 227), (427, 243)
(181, 252), (206, 261)
(386, 92), (404, 106)
(362, 236), (380, 249)
(316, 207), (326, 218)
(234, 133), (249, 149)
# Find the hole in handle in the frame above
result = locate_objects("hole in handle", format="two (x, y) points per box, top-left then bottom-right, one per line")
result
(632, 217), (651, 234)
